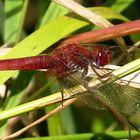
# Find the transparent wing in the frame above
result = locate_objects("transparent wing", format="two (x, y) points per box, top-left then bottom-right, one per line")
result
(79, 66), (140, 129)
(61, 64), (140, 130)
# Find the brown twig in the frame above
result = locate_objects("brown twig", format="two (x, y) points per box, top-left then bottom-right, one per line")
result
(2, 98), (77, 140)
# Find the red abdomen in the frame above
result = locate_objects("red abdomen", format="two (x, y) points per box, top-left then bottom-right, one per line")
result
(0, 55), (53, 70)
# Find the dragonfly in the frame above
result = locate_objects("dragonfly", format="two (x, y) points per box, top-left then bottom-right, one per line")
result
(0, 43), (140, 131)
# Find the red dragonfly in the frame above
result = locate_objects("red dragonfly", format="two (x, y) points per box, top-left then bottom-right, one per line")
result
(0, 43), (111, 72)
(0, 43), (140, 131)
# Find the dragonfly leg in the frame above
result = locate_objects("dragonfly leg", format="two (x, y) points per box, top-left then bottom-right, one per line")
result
(90, 63), (112, 78)
(81, 67), (89, 88)
(56, 76), (65, 106)
(61, 89), (64, 106)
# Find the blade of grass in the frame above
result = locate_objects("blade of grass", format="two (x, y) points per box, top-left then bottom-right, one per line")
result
(40, 1), (68, 26)
(0, 91), (64, 121)
(2, 71), (36, 110)
(61, 106), (77, 134)
(15, 0), (29, 43)
(104, 0), (135, 13)
(89, 7), (129, 22)
(4, 0), (23, 43)
(0, 1), (4, 42)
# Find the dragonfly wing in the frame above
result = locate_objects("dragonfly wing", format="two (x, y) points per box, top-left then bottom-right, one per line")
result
(54, 58), (140, 129)
(82, 71), (140, 129)
(98, 83), (140, 114)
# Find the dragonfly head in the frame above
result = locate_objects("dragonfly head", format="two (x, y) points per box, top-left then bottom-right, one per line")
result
(92, 45), (111, 66)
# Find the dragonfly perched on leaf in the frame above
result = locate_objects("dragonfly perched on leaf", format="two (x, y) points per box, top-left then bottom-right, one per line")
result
(0, 43), (140, 131)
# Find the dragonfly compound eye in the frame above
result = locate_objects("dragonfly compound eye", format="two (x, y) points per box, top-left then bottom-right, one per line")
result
(95, 47), (111, 66)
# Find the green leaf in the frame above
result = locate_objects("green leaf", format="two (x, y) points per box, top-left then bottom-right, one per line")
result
(2, 71), (36, 110)
(104, 0), (135, 13)
(0, 1), (4, 42)
(61, 106), (77, 134)
(47, 104), (65, 136)
(4, 0), (23, 43)
(40, 1), (68, 26)
(90, 7), (129, 21)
